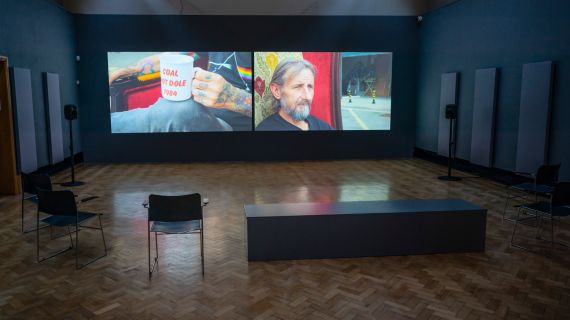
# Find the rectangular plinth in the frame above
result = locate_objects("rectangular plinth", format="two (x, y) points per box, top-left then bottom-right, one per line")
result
(245, 199), (486, 261)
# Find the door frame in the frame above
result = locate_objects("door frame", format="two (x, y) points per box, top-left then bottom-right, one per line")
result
(0, 56), (21, 195)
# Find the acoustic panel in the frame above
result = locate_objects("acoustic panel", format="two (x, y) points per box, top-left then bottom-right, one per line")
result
(437, 72), (458, 156)
(470, 68), (498, 167)
(515, 61), (553, 173)
(9, 67), (38, 173)
(43, 72), (64, 164)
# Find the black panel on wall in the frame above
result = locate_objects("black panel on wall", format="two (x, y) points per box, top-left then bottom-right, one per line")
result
(515, 61), (553, 173)
(76, 15), (419, 163)
(470, 68), (498, 168)
(10, 67), (38, 173)
(43, 72), (65, 164)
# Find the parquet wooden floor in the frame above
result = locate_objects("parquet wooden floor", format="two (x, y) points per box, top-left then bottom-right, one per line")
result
(0, 159), (568, 319)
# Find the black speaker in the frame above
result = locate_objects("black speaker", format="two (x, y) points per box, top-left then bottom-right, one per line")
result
(445, 104), (457, 119)
(61, 103), (84, 186)
(64, 104), (77, 120)
(438, 103), (461, 181)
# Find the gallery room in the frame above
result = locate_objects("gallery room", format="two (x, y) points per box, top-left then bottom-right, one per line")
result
(0, 0), (569, 318)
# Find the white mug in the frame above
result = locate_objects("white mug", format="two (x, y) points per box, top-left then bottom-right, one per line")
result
(159, 53), (194, 101)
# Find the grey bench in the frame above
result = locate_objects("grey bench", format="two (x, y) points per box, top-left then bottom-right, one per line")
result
(244, 199), (486, 261)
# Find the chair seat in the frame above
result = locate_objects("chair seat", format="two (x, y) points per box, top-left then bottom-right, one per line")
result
(510, 183), (555, 195)
(521, 202), (570, 217)
(23, 194), (38, 202)
(150, 220), (201, 234)
(41, 211), (98, 227)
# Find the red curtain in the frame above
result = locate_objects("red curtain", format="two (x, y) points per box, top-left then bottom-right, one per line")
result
(302, 52), (333, 127)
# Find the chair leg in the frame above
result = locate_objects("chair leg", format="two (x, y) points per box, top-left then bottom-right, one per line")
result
(22, 198), (48, 234)
(511, 207), (527, 250)
(148, 224), (151, 279)
(36, 208), (73, 263)
(75, 221), (80, 269)
(534, 213), (544, 239)
(550, 216), (555, 252)
(99, 215), (108, 255)
(22, 195), (50, 234)
(68, 226), (74, 248)
(36, 207), (40, 262)
(21, 194), (25, 233)
(75, 216), (108, 270)
(200, 228), (204, 276)
(502, 189), (512, 221)
(502, 189), (521, 222)
(37, 238), (74, 263)
(155, 232), (158, 269)
(149, 231), (159, 278)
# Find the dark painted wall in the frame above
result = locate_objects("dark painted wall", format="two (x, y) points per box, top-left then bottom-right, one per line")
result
(417, 0), (570, 179)
(75, 15), (419, 162)
(0, 0), (80, 167)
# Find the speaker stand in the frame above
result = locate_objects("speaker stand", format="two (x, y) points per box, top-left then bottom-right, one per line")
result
(61, 181), (85, 187)
(438, 116), (462, 181)
(61, 118), (85, 187)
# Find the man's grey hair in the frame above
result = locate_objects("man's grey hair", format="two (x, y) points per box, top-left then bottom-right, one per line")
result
(270, 58), (316, 109)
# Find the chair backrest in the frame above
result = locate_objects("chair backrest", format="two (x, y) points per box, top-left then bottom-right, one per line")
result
(535, 164), (561, 186)
(37, 189), (77, 216)
(148, 193), (202, 222)
(552, 182), (570, 207)
(22, 173), (53, 195)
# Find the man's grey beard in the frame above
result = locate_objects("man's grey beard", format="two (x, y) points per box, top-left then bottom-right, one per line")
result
(280, 98), (311, 121)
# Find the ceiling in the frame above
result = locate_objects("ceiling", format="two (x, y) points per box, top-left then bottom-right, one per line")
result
(54, 0), (459, 16)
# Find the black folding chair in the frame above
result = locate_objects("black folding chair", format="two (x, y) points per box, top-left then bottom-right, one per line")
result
(503, 164), (561, 221)
(147, 193), (205, 278)
(21, 173), (52, 233)
(511, 182), (570, 252)
(36, 189), (107, 269)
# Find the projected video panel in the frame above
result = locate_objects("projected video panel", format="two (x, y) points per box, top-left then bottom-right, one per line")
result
(254, 52), (392, 131)
(108, 52), (253, 133)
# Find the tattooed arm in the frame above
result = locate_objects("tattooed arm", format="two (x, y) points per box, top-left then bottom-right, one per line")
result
(191, 68), (252, 117)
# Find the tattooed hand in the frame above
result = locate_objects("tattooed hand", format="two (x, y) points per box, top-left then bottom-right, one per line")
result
(191, 68), (252, 117)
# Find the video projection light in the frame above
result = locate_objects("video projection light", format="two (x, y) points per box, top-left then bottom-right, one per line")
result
(254, 51), (392, 131)
(107, 51), (392, 133)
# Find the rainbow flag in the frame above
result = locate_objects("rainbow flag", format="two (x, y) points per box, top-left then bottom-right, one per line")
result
(238, 66), (252, 81)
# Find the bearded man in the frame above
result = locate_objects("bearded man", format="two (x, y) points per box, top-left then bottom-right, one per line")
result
(256, 59), (333, 131)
